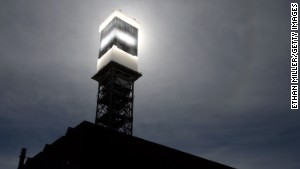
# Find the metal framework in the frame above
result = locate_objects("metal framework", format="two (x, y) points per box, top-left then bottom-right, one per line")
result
(92, 62), (141, 135)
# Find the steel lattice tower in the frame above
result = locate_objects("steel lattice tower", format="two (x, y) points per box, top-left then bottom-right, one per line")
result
(92, 10), (141, 135)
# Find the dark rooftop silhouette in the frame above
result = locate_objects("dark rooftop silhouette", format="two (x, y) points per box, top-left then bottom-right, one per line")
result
(20, 121), (234, 169)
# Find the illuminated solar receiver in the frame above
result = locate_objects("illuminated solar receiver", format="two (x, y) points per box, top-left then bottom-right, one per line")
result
(97, 10), (140, 72)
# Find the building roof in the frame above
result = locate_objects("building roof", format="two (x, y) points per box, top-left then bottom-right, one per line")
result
(23, 121), (234, 169)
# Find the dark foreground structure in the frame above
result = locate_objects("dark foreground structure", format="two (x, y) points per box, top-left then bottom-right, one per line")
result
(19, 121), (233, 169)
(18, 11), (235, 169)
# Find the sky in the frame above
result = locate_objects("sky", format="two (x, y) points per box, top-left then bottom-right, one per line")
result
(0, 0), (299, 168)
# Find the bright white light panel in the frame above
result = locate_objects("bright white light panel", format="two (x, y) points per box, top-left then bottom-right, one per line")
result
(99, 12), (139, 58)
(97, 10), (139, 72)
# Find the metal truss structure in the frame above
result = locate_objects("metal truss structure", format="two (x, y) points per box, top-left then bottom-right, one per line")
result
(92, 62), (141, 135)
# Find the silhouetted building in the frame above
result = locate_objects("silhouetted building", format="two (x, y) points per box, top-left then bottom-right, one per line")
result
(20, 121), (233, 169)
(17, 148), (26, 169)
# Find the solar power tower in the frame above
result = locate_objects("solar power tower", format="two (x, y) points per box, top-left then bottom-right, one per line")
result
(92, 10), (142, 135)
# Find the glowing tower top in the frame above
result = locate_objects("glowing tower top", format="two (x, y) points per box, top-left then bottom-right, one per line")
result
(97, 10), (140, 72)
